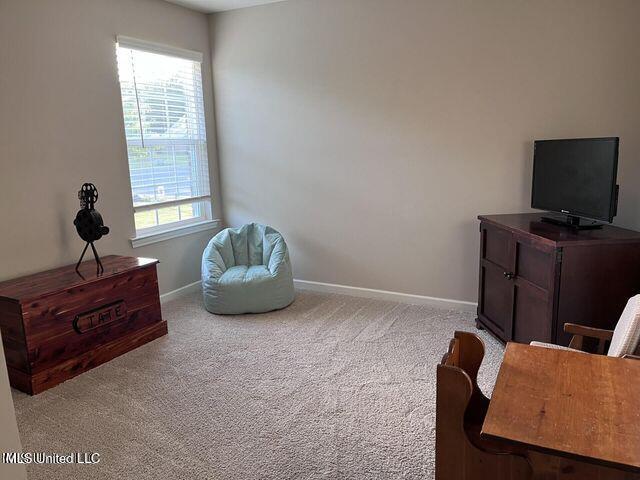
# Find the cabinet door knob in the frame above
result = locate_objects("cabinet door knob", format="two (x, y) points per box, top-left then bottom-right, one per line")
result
(504, 272), (515, 280)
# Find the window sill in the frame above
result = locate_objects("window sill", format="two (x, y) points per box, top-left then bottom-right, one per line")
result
(130, 219), (221, 248)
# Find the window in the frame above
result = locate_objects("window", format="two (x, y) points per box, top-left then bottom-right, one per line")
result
(116, 37), (214, 243)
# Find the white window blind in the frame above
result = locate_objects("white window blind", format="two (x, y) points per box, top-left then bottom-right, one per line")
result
(116, 37), (211, 235)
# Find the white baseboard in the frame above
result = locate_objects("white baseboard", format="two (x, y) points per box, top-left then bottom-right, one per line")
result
(160, 280), (202, 304)
(293, 279), (477, 313)
(159, 277), (478, 313)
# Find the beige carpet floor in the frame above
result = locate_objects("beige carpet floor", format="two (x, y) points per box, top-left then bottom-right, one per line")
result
(12, 290), (504, 480)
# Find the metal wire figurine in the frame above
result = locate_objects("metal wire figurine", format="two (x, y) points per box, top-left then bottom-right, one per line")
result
(73, 183), (110, 275)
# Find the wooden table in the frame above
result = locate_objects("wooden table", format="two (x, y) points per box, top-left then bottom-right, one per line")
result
(482, 343), (640, 474)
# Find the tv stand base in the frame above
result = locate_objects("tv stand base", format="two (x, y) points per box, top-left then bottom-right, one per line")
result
(540, 215), (603, 230)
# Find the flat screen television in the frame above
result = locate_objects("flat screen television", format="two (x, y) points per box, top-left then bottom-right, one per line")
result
(531, 137), (619, 229)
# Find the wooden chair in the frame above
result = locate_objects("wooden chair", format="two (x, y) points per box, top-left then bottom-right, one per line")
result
(531, 294), (640, 357)
(436, 331), (532, 480)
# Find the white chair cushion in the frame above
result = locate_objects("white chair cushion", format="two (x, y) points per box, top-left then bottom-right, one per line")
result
(530, 341), (587, 354)
(608, 294), (640, 357)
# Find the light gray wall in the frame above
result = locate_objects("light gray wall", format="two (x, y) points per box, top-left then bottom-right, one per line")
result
(0, 333), (26, 480)
(211, 0), (640, 303)
(0, 0), (222, 294)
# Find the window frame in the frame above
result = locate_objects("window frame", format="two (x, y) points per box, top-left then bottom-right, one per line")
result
(115, 36), (218, 246)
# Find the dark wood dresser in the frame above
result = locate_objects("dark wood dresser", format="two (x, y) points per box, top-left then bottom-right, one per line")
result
(477, 213), (640, 346)
(0, 255), (166, 394)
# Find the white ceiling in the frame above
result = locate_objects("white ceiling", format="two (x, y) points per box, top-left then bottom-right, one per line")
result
(165, 0), (288, 13)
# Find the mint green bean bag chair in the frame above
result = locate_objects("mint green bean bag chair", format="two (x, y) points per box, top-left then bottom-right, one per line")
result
(201, 223), (295, 314)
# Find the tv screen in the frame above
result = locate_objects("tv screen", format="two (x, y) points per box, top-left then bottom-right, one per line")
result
(531, 137), (619, 223)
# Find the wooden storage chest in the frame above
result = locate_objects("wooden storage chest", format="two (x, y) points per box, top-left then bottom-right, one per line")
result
(0, 255), (166, 394)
